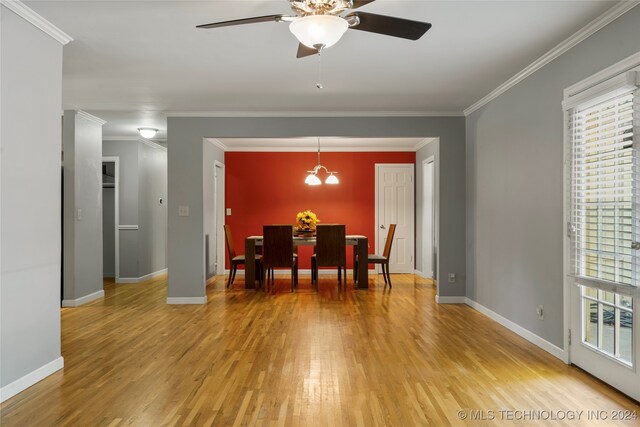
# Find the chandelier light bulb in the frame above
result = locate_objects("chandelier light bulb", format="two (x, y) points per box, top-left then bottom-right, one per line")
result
(307, 174), (322, 186)
(325, 173), (339, 185)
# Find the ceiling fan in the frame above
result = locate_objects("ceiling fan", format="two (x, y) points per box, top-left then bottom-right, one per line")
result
(196, 0), (432, 58)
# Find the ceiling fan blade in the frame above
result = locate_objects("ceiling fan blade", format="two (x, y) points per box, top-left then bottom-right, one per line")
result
(346, 12), (431, 40)
(296, 43), (319, 58)
(351, 0), (376, 9)
(196, 14), (285, 29)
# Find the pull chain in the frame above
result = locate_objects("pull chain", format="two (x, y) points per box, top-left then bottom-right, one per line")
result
(315, 44), (324, 90)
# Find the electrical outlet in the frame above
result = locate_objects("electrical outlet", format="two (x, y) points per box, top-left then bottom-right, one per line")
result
(178, 205), (190, 217)
(76, 208), (82, 221)
(537, 305), (544, 320)
(448, 273), (456, 283)
(226, 208), (232, 216)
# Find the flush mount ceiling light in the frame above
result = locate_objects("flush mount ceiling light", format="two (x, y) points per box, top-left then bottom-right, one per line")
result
(137, 128), (158, 139)
(197, 0), (432, 59)
(305, 138), (339, 186)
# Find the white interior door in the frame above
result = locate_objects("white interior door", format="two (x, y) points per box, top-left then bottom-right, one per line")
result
(376, 164), (415, 273)
(423, 159), (434, 279)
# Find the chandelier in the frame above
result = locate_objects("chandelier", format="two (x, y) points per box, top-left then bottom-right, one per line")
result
(305, 138), (339, 185)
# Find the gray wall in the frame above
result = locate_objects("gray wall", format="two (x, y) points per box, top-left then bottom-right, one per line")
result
(63, 111), (104, 301)
(466, 7), (640, 347)
(103, 140), (167, 279)
(167, 117), (465, 300)
(138, 142), (168, 277)
(416, 132), (466, 298)
(0, 6), (63, 389)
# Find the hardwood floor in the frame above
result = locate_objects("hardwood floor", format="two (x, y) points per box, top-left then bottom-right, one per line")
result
(1, 274), (638, 426)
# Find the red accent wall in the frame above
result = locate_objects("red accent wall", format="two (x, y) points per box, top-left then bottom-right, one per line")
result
(225, 151), (415, 269)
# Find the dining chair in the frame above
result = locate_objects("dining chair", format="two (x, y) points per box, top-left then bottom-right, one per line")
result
(263, 225), (298, 293)
(311, 224), (347, 290)
(224, 224), (263, 288)
(356, 224), (396, 288)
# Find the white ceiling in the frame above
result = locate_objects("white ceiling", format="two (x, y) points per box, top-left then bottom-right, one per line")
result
(26, 0), (618, 140)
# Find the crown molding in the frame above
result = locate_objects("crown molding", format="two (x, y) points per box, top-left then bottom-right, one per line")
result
(1, 0), (73, 45)
(463, 1), (640, 116)
(414, 137), (438, 151)
(139, 137), (167, 152)
(76, 110), (106, 126)
(103, 136), (167, 151)
(167, 110), (464, 118)
(206, 138), (228, 152)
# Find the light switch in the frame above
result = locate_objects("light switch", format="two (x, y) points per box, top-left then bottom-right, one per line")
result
(76, 208), (82, 221)
(178, 205), (190, 217)
(226, 208), (232, 216)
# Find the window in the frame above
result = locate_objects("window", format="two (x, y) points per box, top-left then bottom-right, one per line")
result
(570, 90), (636, 286)
(568, 72), (638, 365)
(583, 288), (633, 365)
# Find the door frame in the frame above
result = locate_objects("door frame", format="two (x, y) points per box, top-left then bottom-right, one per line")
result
(422, 156), (436, 279)
(102, 156), (120, 282)
(374, 163), (415, 274)
(214, 160), (225, 276)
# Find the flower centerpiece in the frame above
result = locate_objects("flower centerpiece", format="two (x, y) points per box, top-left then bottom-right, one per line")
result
(295, 210), (319, 235)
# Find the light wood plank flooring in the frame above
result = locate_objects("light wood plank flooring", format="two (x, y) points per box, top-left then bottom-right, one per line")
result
(1, 274), (638, 426)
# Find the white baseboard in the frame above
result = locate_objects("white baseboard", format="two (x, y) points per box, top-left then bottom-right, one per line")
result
(167, 296), (207, 305)
(415, 269), (435, 279)
(117, 268), (167, 284)
(465, 298), (568, 362)
(435, 295), (467, 304)
(226, 268), (376, 276)
(0, 356), (64, 403)
(61, 290), (104, 307)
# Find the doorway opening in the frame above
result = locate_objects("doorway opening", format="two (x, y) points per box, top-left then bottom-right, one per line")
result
(102, 157), (119, 283)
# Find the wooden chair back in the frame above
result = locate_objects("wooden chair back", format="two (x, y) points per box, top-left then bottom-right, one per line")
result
(316, 224), (346, 267)
(223, 224), (236, 259)
(263, 225), (294, 268)
(382, 224), (397, 259)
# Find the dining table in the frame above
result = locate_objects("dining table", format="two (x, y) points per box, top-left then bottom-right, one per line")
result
(244, 234), (369, 289)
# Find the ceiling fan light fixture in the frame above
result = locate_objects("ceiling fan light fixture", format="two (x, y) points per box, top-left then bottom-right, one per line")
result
(289, 15), (348, 49)
(137, 127), (158, 139)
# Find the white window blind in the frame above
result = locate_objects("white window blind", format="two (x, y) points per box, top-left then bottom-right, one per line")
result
(569, 87), (639, 289)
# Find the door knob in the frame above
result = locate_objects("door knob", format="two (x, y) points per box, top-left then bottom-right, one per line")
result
(380, 224), (386, 229)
